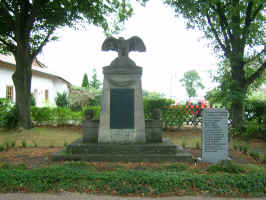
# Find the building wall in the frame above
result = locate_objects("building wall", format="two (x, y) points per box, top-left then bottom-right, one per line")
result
(0, 63), (69, 107)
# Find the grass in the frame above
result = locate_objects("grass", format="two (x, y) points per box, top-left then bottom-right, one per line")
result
(164, 127), (202, 148)
(0, 126), (81, 148)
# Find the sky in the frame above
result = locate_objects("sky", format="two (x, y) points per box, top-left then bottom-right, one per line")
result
(40, 0), (219, 102)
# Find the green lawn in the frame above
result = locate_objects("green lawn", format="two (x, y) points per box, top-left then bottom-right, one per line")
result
(0, 126), (81, 148)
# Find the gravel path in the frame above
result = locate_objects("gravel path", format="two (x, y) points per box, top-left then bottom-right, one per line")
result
(0, 193), (265, 200)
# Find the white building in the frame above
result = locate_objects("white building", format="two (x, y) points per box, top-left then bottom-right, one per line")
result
(0, 54), (70, 107)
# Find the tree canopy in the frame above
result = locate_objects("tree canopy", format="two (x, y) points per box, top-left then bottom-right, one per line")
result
(180, 70), (204, 98)
(81, 73), (89, 88)
(165, 0), (266, 127)
(0, 0), (135, 128)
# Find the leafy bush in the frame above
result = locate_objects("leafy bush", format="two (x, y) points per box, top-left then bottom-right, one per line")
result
(144, 98), (174, 119)
(31, 107), (54, 123)
(0, 145), (4, 152)
(0, 98), (18, 129)
(207, 160), (245, 174)
(31, 93), (36, 106)
(0, 163), (265, 196)
(55, 92), (69, 108)
(250, 150), (261, 161)
(244, 99), (266, 138)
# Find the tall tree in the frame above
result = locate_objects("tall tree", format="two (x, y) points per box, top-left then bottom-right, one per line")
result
(81, 73), (89, 88)
(165, 0), (266, 127)
(89, 68), (102, 89)
(0, 0), (134, 128)
(180, 70), (204, 98)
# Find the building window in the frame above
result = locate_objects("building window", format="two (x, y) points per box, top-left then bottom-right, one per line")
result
(6, 86), (14, 101)
(45, 90), (49, 101)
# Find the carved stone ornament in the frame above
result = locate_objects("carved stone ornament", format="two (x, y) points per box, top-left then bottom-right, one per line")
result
(102, 36), (146, 66)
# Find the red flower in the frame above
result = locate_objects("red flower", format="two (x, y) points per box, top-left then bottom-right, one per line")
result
(196, 105), (199, 109)
(191, 105), (194, 108)
(185, 105), (189, 108)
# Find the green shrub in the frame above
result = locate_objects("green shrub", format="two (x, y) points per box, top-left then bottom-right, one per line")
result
(207, 160), (245, 174)
(242, 144), (250, 155)
(0, 163), (27, 170)
(10, 141), (16, 148)
(55, 92), (69, 108)
(0, 163), (265, 196)
(0, 98), (18, 129)
(0, 144), (4, 152)
(163, 163), (189, 171)
(196, 141), (201, 149)
(144, 98), (174, 120)
(233, 142), (238, 151)
(31, 93), (36, 106)
(182, 141), (187, 149)
(22, 139), (27, 148)
(250, 150), (261, 161)
(33, 141), (38, 148)
(31, 107), (54, 123)
(4, 142), (10, 150)
(262, 152), (266, 164)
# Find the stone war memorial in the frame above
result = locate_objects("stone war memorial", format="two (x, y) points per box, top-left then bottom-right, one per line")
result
(202, 108), (229, 163)
(52, 36), (192, 162)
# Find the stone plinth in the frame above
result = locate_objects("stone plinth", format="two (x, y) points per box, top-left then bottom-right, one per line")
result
(51, 138), (192, 163)
(98, 59), (146, 144)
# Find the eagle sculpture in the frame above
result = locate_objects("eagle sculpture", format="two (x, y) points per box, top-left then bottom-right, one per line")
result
(101, 36), (146, 57)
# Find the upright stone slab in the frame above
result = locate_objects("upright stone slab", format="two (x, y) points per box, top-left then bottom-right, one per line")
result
(202, 108), (229, 163)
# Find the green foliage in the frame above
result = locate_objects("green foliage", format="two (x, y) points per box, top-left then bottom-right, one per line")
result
(263, 152), (266, 164)
(0, 163), (265, 196)
(81, 73), (89, 88)
(142, 90), (165, 99)
(182, 140), (187, 149)
(250, 150), (261, 161)
(180, 70), (204, 98)
(0, 145), (4, 152)
(163, 105), (190, 128)
(31, 94), (36, 106)
(89, 69), (102, 89)
(55, 92), (69, 108)
(144, 98), (174, 119)
(31, 107), (54, 123)
(165, 0), (265, 128)
(196, 141), (201, 149)
(69, 86), (102, 108)
(0, 98), (18, 129)
(22, 139), (27, 148)
(207, 161), (245, 174)
(0, 163), (27, 170)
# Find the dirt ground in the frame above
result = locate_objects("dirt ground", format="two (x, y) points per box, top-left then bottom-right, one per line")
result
(0, 127), (265, 169)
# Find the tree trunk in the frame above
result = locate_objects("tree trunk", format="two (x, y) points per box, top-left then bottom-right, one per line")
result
(230, 58), (246, 129)
(12, 49), (33, 129)
(231, 101), (244, 128)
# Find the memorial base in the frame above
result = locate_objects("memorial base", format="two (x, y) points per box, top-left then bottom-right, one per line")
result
(50, 138), (192, 163)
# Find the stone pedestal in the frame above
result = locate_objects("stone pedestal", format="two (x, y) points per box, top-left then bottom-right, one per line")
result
(98, 57), (146, 144)
(82, 120), (99, 143)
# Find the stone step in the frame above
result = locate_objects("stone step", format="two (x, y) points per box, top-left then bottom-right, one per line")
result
(51, 152), (192, 163)
(66, 139), (182, 155)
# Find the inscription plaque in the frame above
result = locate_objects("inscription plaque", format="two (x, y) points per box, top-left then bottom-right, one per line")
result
(202, 108), (229, 163)
(110, 89), (134, 129)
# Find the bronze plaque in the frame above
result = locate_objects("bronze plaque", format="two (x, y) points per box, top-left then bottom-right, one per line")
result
(110, 89), (134, 129)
